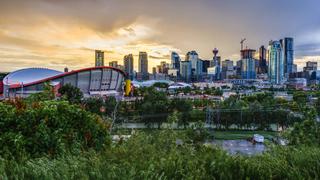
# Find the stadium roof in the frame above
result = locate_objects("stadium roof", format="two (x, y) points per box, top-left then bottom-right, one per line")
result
(4, 66), (127, 88)
(3, 68), (63, 86)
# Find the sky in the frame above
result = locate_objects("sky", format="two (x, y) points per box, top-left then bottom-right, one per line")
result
(0, 0), (320, 72)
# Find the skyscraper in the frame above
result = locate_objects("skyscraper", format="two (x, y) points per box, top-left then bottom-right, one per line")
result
(186, 51), (199, 69)
(186, 51), (202, 80)
(280, 37), (294, 77)
(124, 54), (134, 79)
(241, 49), (256, 79)
(258, 46), (267, 74)
(201, 60), (210, 73)
(95, 50), (104, 67)
(171, 52), (180, 70)
(138, 52), (148, 80)
(180, 61), (192, 82)
(221, 60), (234, 79)
(268, 40), (284, 84)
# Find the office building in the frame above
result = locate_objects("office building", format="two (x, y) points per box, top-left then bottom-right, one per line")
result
(268, 40), (284, 84)
(202, 60), (210, 73)
(221, 60), (234, 79)
(186, 51), (203, 79)
(95, 50), (105, 67)
(292, 64), (297, 73)
(241, 49), (256, 79)
(258, 46), (267, 74)
(180, 61), (192, 82)
(160, 61), (169, 74)
(109, 61), (118, 67)
(124, 54), (134, 79)
(303, 61), (318, 72)
(310, 70), (320, 85)
(280, 37), (294, 77)
(236, 60), (242, 77)
(171, 52), (180, 70)
(138, 52), (149, 80)
(186, 51), (199, 69)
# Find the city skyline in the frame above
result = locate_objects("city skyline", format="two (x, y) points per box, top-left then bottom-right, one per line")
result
(1, 0), (320, 72)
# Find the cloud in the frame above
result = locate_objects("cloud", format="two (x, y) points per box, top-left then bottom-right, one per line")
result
(0, 0), (320, 72)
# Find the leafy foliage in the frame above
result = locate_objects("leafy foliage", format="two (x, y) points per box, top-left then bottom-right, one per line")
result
(58, 84), (83, 104)
(82, 96), (117, 117)
(0, 100), (110, 159)
(153, 82), (169, 89)
(26, 82), (55, 102)
(140, 87), (169, 128)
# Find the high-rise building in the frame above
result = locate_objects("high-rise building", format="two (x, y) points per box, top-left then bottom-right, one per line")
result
(201, 60), (210, 73)
(221, 60), (234, 79)
(236, 60), (242, 77)
(180, 61), (192, 82)
(171, 52), (180, 70)
(280, 37), (294, 77)
(303, 61), (318, 72)
(109, 61), (118, 67)
(292, 64), (297, 73)
(268, 40), (284, 84)
(95, 50), (104, 67)
(160, 61), (169, 74)
(186, 51), (199, 69)
(186, 51), (202, 80)
(124, 54), (134, 79)
(258, 46), (267, 74)
(138, 52), (148, 80)
(241, 49), (256, 79)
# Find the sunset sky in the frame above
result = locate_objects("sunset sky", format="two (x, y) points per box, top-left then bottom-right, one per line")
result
(0, 0), (320, 72)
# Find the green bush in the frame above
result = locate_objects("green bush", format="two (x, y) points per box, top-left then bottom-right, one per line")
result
(0, 100), (110, 159)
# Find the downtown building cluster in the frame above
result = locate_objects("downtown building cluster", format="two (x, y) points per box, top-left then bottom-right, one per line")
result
(94, 37), (319, 88)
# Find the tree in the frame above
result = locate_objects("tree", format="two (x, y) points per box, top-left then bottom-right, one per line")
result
(58, 84), (83, 104)
(170, 98), (193, 128)
(286, 119), (320, 146)
(316, 97), (320, 115)
(153, 82), (169, 89)
(82, 97), (105, 116)
(140, 87), (169, 129)
(293, 91), (308, 105)
(166, 111), (180, 129)
(26, 82), (55, 102)
(82, 96), (117, 118)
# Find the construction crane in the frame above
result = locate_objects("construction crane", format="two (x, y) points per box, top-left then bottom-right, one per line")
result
(240, 38), (246, 50)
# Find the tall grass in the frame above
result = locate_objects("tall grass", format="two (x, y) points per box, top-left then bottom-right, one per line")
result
(0, 132), (319, 179)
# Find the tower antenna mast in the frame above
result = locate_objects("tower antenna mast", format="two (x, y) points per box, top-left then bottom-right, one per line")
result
(240, 38), (246, 50)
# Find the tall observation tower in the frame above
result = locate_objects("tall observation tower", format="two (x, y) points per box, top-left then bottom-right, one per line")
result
(211, 48), (219, 67)
(213, 48), (219, 57)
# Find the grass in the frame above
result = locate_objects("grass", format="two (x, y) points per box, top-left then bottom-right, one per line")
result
(113, 128), (278, 140)
(213, 130), (278, 140)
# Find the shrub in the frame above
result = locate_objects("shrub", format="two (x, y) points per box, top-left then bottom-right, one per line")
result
(0, 100), (110, 159)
